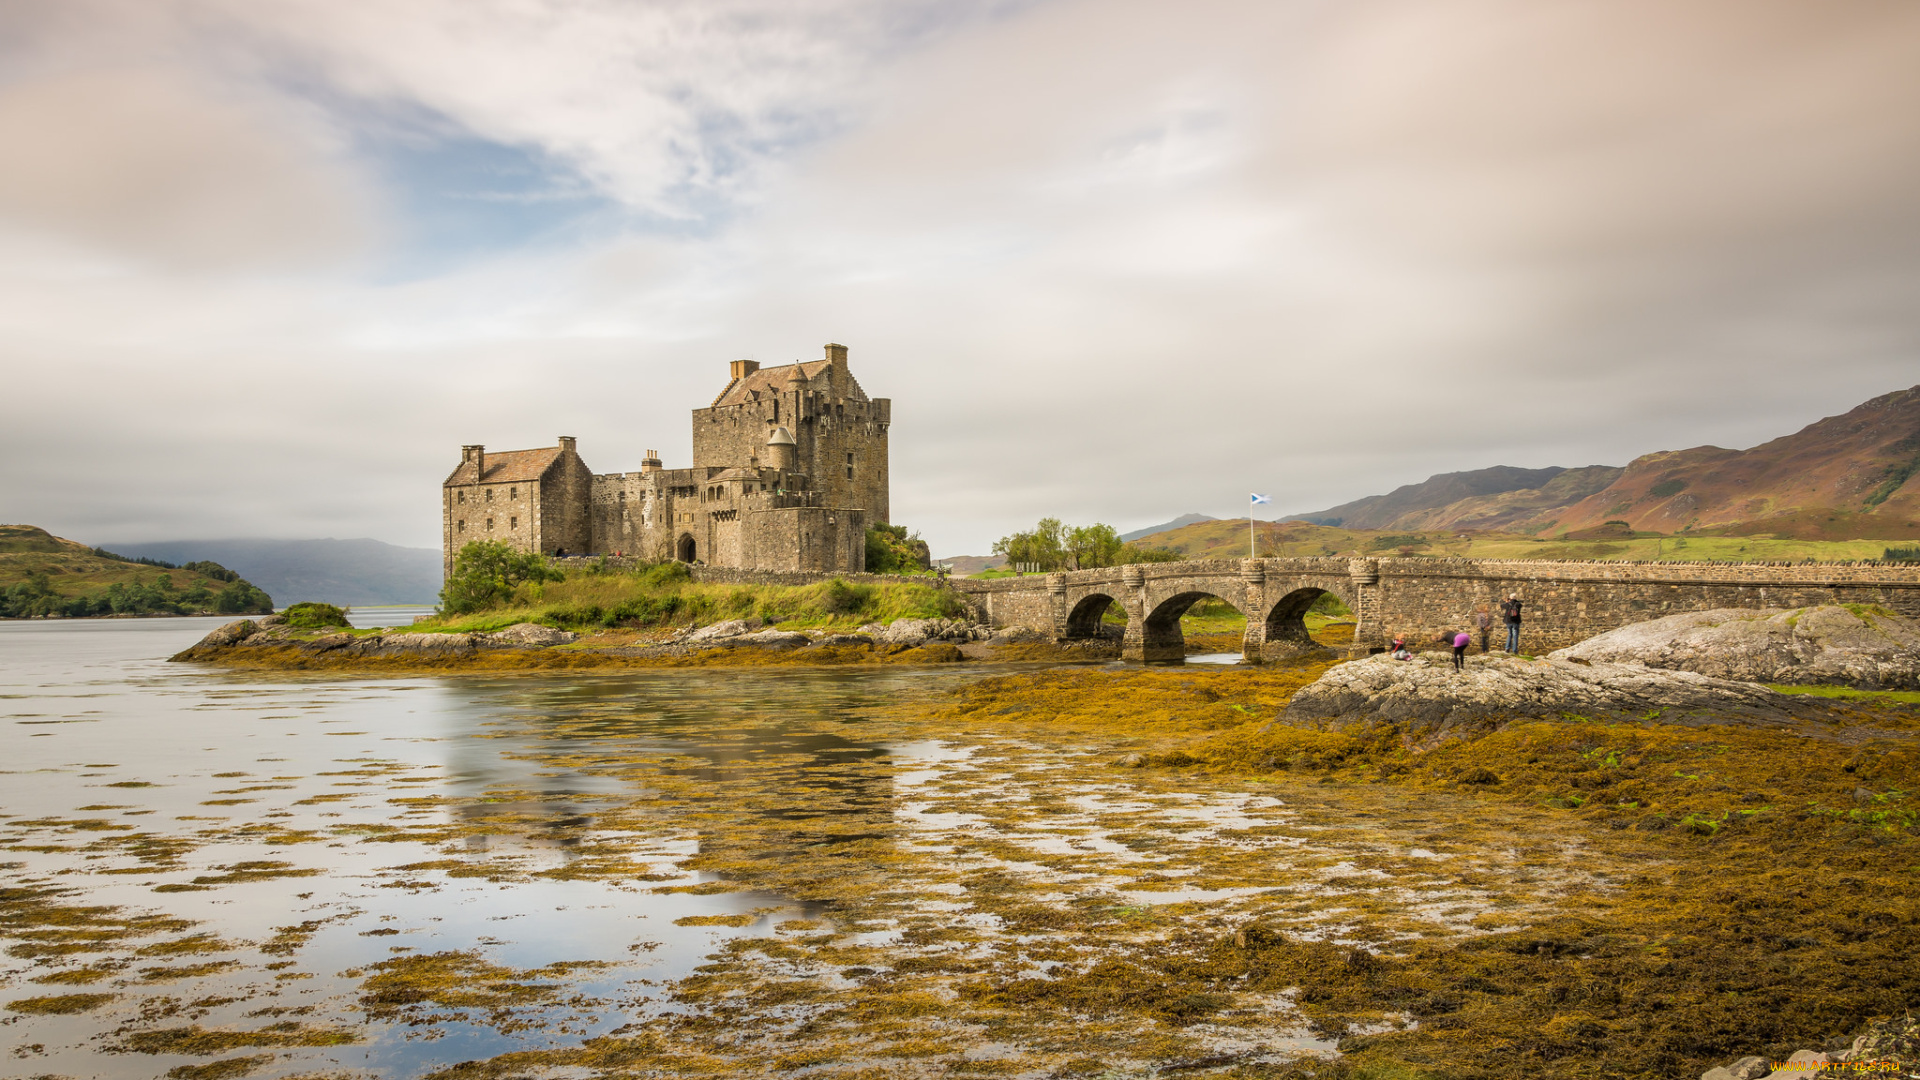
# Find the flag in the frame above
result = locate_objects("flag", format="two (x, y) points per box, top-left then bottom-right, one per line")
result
(1250, 493), (1271, 506)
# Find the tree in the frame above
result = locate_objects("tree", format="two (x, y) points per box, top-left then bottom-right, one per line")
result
(992, 517), (1068, 571)
(440, 541), (564, 615)
(1064, 524), (1123, 570)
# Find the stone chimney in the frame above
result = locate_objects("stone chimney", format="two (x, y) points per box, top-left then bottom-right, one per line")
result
(640, 449), (663, 474)
(558, 436), (577, 454)
(824, 343), (848, 388)
(463, 444), (485, 481)
(730, 359), (760, 380)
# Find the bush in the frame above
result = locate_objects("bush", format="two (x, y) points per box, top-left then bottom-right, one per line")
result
(866, 524), (929, 573)
(440, 541), (564, 615)
(282, 602), (350, 629)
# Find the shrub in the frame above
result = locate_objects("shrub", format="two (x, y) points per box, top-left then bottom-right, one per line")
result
(440, 541), (564, 615)
(282, 602), (350, 629)
(865, 524), (929, 573)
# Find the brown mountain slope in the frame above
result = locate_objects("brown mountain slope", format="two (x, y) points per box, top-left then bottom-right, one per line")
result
(1292, 466), (1568, 530)
(1384, 465), (1625, 533)
(1546, 385), (1920, 538)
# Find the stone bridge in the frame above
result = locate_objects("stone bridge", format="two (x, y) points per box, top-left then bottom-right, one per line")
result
(950, 557), (1920, 663)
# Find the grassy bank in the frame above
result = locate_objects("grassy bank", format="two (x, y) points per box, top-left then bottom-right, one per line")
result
(417, 560), (971, 635)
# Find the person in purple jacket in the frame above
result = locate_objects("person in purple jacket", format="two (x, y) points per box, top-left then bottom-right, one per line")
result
(1437, 629), (1471, 671)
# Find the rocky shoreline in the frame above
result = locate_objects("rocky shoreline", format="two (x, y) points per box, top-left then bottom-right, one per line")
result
(168, 613), (1100, 669)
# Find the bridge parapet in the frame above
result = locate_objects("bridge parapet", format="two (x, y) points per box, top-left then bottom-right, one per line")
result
(953, 556), (1920, 662)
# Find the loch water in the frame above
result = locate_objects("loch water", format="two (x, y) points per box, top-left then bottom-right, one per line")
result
(0, 617), (1003, 1077)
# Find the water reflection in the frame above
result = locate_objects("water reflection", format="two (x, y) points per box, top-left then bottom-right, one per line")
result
(0, 618), (992, 1078)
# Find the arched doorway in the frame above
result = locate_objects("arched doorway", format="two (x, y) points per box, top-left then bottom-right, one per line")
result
(1065, 593), (1125, 641)
(677, 533), (697, 563)
(1139, 591), (1243, 663)
(1261, 587), (1354, 660)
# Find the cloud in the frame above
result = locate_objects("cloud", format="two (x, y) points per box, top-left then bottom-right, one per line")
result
(1, 0), (1919, 559)
(0, 66), (375, 270)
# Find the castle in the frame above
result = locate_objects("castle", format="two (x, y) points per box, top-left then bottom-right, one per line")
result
(442, 343), (890, 575)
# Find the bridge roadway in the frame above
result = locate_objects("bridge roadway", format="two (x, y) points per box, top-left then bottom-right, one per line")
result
(949, 556), (1920, 663)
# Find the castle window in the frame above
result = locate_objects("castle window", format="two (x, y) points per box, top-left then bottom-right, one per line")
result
(846, 467), (854, 478)
(510, 487), (517, 499)
(510, 516), (518, 530)
(458, 520), (466, 532)
(486, 489), (494, 502)
(486, 518), (494, 531)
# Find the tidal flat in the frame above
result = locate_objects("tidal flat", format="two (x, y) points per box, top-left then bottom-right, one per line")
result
(3, 619), (1917, 1079)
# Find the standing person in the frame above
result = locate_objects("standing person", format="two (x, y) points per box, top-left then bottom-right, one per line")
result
(1501, 593), (1523, 653)
(1473, 605), (1493, 653)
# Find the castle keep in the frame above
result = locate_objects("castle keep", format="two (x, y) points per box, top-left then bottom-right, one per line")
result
(442, 344), (889, 575)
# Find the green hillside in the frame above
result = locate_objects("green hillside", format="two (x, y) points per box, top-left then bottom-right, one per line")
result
(1139, 518), (1910, 564)
(0, 525), (273, 618)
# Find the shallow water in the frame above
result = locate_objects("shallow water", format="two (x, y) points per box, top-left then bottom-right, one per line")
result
(1, 618), (1631, 1078)
(0, 619), (1010, 1077)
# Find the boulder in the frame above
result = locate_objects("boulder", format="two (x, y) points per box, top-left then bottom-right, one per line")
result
(678, 619), (752, 644)
(730, 629), (810, 649)
(195, 619), (258, 649)
(483, 623), (578, 647)
(1282, 653), (1812, 746)
(812, 633), (875, 648)
(863, 618), (979, 647)
(1552, 605), (1920, 689)
(374, 632), (478, 656)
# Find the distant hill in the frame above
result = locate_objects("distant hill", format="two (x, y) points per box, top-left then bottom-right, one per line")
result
(1287, 466), (1582, 529)
(97, 538), (443, 607)
(1544, 386), (1920, 538)
(1, 525), (273, 617)
(1120, 513), (1218, 543)
(1274, 385), (1920, 541)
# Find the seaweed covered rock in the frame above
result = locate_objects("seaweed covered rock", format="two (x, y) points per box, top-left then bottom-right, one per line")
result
(1551, 605), (1920, 689)
(1282, 653), (1810, 746)
(483, 623), (577, 647)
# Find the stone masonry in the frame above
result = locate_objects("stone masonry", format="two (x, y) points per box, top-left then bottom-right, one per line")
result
(951, 557), (1920, 662)
(443, 344), (888, 576)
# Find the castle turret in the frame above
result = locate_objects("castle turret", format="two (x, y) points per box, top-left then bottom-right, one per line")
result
(767, 426), (797, 472)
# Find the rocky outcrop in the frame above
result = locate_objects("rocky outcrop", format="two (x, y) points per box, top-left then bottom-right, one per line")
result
(483, 623), (578, 647)
(856, 618), (986, 647)
(1552, 605), (1920, 689)
(173, 614), (997, 667)
(1282, 653), (1815, 746)
(1696, 1010), (1918, 1077)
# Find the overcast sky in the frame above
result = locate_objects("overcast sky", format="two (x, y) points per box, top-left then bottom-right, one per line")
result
(3, 0), (1918, 557)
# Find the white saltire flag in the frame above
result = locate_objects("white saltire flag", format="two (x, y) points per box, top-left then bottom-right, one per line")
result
(1250, 493), (1271, 506)
(1248, 494), (1270, 556)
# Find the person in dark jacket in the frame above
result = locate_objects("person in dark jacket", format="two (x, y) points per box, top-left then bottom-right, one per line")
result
(1473, 605), (1493, 652)
(1501, 593), (1523, 653)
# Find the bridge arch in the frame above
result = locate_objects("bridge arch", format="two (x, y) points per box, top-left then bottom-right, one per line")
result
(1139, 589), (1250, 663)
(1065, 593), (1124, 639)
(1259, 585), (1355, 660)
